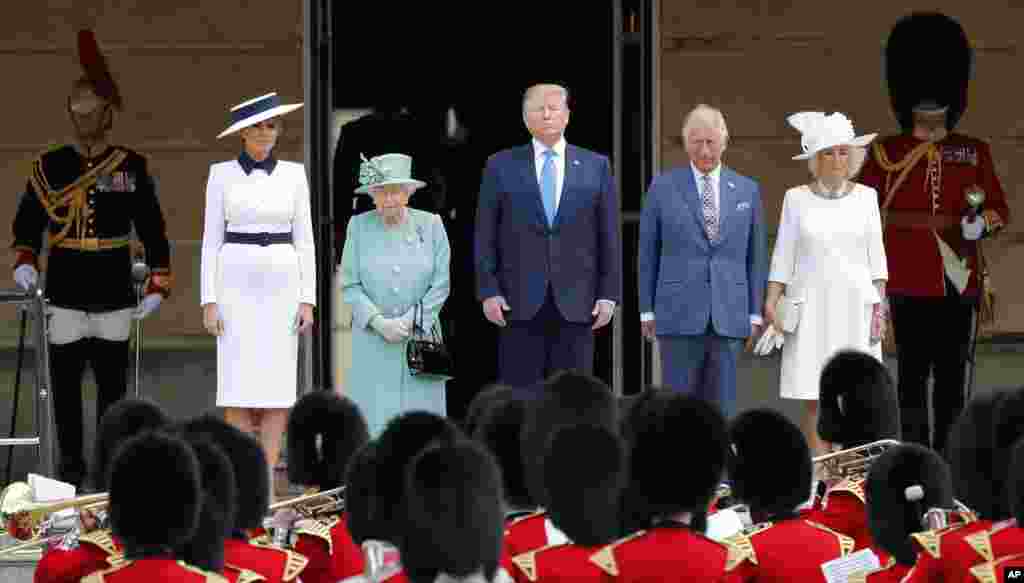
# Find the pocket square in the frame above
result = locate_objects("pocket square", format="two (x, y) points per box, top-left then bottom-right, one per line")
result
(737, 201), (751, 211)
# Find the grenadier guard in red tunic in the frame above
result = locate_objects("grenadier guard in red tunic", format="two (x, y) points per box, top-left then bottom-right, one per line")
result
(81, 432), (224, 582)
(34, 398), (168, 583)
(343, 412), (464, 583)
(922, 390), (1024, 581)
(804, 350), (901, 550)
(858, 12), (1010, 454)
(180, 415), (308, 583)
(282, 391), (371, 583)
(509, 422), (626, 583)
(587, 393), (748, 582)
(399, 440), (507, 583)
(965, 552), (1024, 583)
(849, 443), (957, 582)
(470, 394), (539, 577)
(11, 30), (172, 489)
(723, 409), (855, 582)
(901, 391), (1010, 582)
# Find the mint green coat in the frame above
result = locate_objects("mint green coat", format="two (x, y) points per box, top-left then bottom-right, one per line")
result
(340, 208), (450, 437)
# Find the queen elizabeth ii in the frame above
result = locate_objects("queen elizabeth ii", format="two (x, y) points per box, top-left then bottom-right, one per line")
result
(339, 153), (451, 437)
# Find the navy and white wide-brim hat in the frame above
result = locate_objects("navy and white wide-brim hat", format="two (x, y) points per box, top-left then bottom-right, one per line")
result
(217, 92), (303, 139)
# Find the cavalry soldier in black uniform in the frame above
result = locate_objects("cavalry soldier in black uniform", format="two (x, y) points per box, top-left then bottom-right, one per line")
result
(10, 30), (171, 487)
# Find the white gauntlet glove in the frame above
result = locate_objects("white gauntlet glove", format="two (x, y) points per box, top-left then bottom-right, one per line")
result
(754, 324), (785, 356)
(14, 264), (38, 291)
(371, 316), (410, 343)
(961, 215), (985, 241)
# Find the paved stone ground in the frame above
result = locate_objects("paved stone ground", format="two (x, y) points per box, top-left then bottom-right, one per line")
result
(0, 341), (1021, 581)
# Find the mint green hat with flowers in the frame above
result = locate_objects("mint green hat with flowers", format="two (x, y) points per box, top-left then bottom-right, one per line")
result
(354, 153), (427, 194)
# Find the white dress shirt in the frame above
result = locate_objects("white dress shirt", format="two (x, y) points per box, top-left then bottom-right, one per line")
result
(640, 162), (761, 327)
(532, 137), (566, 211)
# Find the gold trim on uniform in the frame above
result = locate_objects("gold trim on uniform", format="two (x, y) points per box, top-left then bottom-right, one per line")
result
(54, 236), (131, 252)
(806, 520), (856, 556)
(510, 542), (568, 582)
(78, 530), (119, 557)
(294, 516), (337, 554)
(969, 552), (1024, 583)
(587, 529), (647, 576)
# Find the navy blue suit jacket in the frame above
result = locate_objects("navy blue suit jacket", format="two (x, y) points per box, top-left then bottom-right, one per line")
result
(637, 165), (767, 338)
(475, 143), (621, 323)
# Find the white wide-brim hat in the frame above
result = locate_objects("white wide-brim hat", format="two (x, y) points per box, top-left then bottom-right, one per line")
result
(787, 111), (877, 160)
(354, 153), (427, 194)
(217, 92), (303, 139)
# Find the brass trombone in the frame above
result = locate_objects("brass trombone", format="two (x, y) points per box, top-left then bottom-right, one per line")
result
(812, 439), (901, 481)
(0, 481), (108, 542)
(268, 486), (345, 518)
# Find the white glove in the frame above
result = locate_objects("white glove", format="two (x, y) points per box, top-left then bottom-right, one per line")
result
(14, 264), (38, 290)
(754, 324), (785, 356)
(961, 215), (985, 241)
(133, 294), (163, 320)
(371, 316), (410, 343)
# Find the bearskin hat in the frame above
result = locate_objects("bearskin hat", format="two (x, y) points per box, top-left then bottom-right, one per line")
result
(884, 12), (972, 132)
(992, 387), (1024, 517)
(373, 411), (464, 542)
(399, 441), (504, 583)
(818, 350), (900, 447)
(108, 431), (200, 550)
(520, 371), (617, 507)
(287, 390), (370, 490)
(947, 391), (1007, 519)
(91, 398), (169, 490)
(344, 441), (381, 545)
(76, 30), (122, 110)
(472, 396), (533, 510)
(866, 444), (953, 566)
(730, 408), (812, 516)
(544, 424), (628, 546)
(464, 384), (517, 437)
(175, 436), (237, 572)
(1008, 437), (1024, 525)
(179, 414), (269, 530)
(623, 393), (727, 529)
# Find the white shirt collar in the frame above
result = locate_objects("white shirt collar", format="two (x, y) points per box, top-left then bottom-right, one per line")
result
(690, 161), (722, 184)
(533, 137), (567, 159)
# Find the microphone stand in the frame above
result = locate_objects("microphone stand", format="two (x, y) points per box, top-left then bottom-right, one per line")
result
(131, 260), (150, 398)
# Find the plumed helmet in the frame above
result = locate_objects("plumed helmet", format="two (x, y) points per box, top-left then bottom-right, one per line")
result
(818, 350), (900, 446)
(76, 30), (123, 110)
(287, 390), (370, 490)
(866, 444), (953, 566)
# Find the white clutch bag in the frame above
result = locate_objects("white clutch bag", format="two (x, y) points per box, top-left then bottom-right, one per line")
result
(775, 295), (803, 333)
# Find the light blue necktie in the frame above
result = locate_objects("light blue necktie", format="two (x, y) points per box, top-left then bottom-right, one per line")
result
(541, 149), (557, 226)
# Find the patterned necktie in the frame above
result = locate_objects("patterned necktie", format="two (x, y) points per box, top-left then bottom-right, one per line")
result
(541, 149), (557, 226)
(701, 173), (719, 240)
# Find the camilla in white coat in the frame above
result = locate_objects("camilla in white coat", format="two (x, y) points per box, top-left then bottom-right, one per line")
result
(200, 92), (315, 493)
(762, 111), (888, 456)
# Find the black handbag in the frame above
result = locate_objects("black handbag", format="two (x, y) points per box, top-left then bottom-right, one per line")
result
(406, 302), (454, 380)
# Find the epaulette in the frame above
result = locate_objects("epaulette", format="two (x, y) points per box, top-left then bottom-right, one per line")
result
(847, 555), (896, 583)
(294, 516), (338, 554)
(723, 524), (768, 568)
(82, 559), (134, 583)
(510, 542), (570, 582)
(79, 529), (119, 557)
(226, 563), (268, 583)
(909, 521), (973, 559)
(825, 477), (866, 505)
(713, 533), (756, 571)
(587, 529), (647, 576)
(504, 509), (546, 536)
(964, 530), (994, 563)
(969, 552), (1024, 583)
(249, 541), (309, 582)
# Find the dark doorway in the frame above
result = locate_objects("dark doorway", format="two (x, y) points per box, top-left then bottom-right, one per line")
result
(331, 5), (616, 422)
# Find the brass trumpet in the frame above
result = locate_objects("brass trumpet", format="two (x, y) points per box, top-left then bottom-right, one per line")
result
(268, 486), (345, 518)
(812, 439), (901, 482)
(0, 481), (108, 542)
